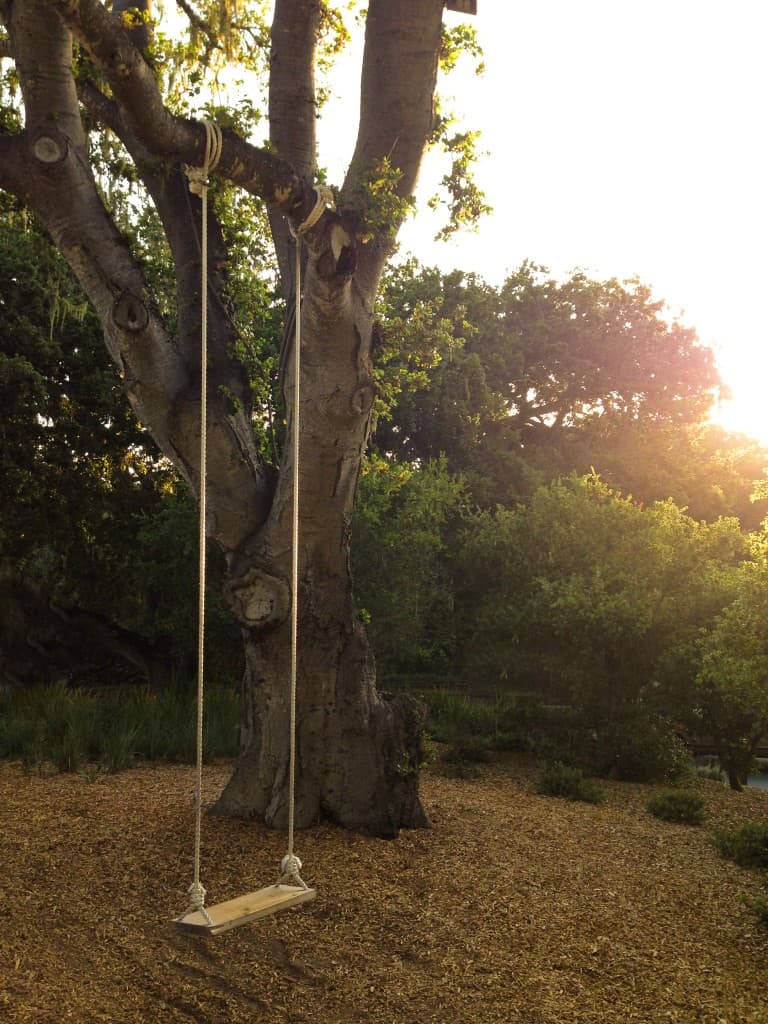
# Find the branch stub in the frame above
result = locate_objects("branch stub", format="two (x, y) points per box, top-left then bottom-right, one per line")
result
(31, 131), (68, 166)
(224, 569), (290, 630)
(113, 291), (149, 333)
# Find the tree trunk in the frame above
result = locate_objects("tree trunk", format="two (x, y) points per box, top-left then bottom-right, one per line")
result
(216, 593), (429, 836)
(215, 253), (430, 835)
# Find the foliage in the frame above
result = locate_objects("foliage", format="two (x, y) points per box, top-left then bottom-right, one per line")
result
(714, 823), (768, 870)
(373, 262), (728, 511)
(646, 790), (705, 825)
(537, 762), (604, 804)
(454, 474), (743, 703)
(441, 734), (493, 765)
(352, 456), (465, 678)
(419, 689), (543, 769)
(0, 205), (243, 688)
(697, 762), (726, 782)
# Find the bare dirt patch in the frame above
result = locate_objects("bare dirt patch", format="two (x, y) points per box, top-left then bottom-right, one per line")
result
(1, 757), (766, 1024)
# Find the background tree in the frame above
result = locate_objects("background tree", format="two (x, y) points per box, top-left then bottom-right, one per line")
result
(373, 261), (741, 512)
(0, 0), (486, 835)
(352, 455), (465, 683)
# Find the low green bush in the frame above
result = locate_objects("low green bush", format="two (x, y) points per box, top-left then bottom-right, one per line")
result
(537, 761), (604, 804)
(442, 735), (493, 764)
(747, 883), (768, 930)
(714, 823), (768, 870)
(647, 790), (705, 825)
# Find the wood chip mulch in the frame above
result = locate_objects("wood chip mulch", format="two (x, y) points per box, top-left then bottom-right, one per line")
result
(1, 756), (766, 1024)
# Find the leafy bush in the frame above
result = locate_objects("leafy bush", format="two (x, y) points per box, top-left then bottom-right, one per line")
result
(537, 762), (604, 804)
(442, 735), (493, 764)
(585, 714), (692, 784)
(714, 823), (768, 870)
(422, 689), (496, 744)
(423, 689), (543, 753)
(647, 790), (705, 825)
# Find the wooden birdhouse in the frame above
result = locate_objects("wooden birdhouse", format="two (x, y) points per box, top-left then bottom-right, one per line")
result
(445, 0), (477, 14)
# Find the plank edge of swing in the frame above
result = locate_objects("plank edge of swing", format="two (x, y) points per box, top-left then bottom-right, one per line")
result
(172, 884), (317, 936)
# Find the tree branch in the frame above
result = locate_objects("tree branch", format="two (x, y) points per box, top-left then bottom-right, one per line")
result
(268, 0), (321, 289)
(52, 0), (314, 223)
(0, 36), (12, 59)
(5, 0), (273, 552)
(174, 0), (220, 53)
(342, 0), (443, 288)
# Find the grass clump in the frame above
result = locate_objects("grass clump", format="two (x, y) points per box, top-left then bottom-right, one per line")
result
(714, 823), (768, 870)
(0, 682), (240, 773)
(647, 790), (705, 825)
(537, 761), (604, 804)
(696, 763), (725, 782)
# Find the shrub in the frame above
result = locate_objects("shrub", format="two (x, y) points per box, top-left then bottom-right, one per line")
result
(422, 689), (545, 763)
(442, 735), (493, 765)
(747, 879), (768, 930)
(537, 761), (604, 804)
(422, 689), (496, 744)
(714, 823), (768, 870)
(647, 790), (705, 825)
(583, 714), (692, 784)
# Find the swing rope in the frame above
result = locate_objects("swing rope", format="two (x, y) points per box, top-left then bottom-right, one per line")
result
(278, 184), (333, 890)
(180, 117), (331, 917)
(183, 119), (223, 924)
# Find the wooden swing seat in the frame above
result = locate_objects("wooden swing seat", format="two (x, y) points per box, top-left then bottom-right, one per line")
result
(172, 884), (317, 936)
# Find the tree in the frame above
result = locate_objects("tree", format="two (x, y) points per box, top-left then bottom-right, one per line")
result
(0, 199), (180, 688)
(0, 0), (476, 835)
(352, 455), (465, 682)
(372, 262), (726, 509)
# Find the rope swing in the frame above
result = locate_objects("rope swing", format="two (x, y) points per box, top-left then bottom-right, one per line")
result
(173, 122), (322, 936)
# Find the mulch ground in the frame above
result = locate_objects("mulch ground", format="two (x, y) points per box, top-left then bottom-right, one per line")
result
(1, 755), (766, 1024)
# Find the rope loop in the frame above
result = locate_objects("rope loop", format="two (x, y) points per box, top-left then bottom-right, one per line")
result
(186, 120), (223, 197)
(289, 184), (335, 239)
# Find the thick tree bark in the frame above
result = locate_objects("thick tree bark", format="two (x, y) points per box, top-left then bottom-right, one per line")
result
(0, 0), (447, 835)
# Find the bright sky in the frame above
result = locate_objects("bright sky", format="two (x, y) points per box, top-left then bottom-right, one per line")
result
(322, 1), (768, 443)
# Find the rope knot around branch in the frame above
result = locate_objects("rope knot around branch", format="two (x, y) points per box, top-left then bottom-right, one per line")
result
(290, 185), (335, 239)
(186, 120), (223, 196)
